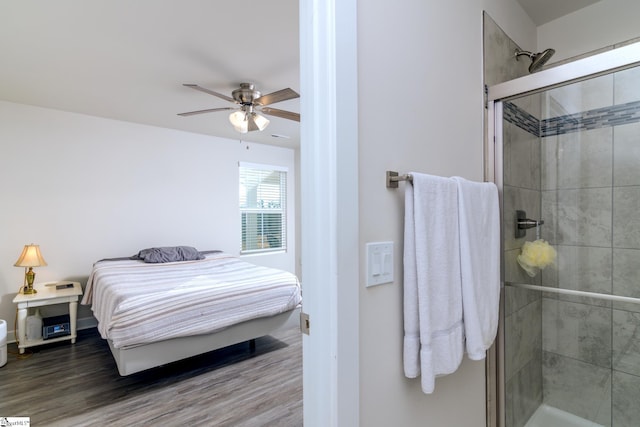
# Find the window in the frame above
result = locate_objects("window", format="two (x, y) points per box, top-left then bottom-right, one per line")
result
(239, 163), (287, 254)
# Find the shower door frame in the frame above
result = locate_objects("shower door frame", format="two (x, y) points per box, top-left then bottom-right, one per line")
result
(486, 41), (640, 427)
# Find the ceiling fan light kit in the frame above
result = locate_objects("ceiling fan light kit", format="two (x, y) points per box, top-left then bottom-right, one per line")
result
(179, 82), (299, 133)
(229, 108), (270, 134)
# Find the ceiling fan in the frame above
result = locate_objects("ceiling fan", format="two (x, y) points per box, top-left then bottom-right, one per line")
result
(178, 82), (300, 133)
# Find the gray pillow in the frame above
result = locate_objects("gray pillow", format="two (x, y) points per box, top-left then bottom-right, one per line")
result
(133, 246), (204, 263)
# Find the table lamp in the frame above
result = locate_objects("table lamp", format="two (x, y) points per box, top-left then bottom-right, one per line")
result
(14, 244), (47, 294)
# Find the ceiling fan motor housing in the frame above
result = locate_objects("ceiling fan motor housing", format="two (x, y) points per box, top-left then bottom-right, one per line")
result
(232, 83), (261, 105)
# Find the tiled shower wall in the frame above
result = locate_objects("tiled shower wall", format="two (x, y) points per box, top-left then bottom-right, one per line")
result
(505, 66), (640, 427)
(502, 93), (543, 427)
(483, 12), (544, 427)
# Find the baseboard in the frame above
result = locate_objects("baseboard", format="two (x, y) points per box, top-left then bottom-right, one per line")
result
(77, 316), (98, 331)
(6, 315), (98, 344)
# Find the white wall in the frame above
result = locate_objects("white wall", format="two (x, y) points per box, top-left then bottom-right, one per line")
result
(538, 0), (640, 62)
(356, 0), (535, 425)
(0, 100), (296, 339)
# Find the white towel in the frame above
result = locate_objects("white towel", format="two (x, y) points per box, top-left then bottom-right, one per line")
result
(403, 172), (464, 393)
(453, 176), (501, 360)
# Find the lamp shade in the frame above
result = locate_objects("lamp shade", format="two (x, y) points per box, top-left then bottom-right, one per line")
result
(252, 113), (270, 131)
(229, 110), (249, 133)
(14, 244), (47, 268)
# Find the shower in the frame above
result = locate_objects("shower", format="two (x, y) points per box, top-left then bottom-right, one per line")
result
(488, 41), (640, 427)
(515, 48), (555, 73)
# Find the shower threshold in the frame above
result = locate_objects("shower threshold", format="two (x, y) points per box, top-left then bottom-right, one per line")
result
(524, 404), (605, 427)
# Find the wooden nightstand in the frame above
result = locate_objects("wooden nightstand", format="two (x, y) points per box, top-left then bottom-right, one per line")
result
(12, 281), (83, 354)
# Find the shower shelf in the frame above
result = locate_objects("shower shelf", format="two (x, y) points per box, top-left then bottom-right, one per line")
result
(505, 282), (640, 305)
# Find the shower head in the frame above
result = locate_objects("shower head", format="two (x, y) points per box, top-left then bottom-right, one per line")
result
(515, 48), (556, 73)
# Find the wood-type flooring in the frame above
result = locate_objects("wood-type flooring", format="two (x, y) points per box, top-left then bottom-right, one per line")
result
(0, 325), (302, 426)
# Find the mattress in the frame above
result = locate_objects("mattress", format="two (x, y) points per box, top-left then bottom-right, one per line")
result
(82, 252), (301, 349)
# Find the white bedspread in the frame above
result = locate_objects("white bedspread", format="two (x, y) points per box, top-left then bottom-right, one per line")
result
(82, 252), (302, 349)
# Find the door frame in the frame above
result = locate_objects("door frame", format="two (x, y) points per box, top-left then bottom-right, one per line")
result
(300, 1), (360, 426)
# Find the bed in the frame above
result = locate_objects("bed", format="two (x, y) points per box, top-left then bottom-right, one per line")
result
(81, 249), (302, 375)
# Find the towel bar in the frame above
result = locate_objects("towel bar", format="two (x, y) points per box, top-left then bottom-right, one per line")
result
(386, 171), (413, 188)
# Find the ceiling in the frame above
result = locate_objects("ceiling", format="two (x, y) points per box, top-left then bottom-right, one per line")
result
(0, 1), (602, 150)
(0, 1), (300, 149)
(516, 0), (602, 25)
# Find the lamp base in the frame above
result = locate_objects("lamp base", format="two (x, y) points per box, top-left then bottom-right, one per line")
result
(23, 267), (37, 294)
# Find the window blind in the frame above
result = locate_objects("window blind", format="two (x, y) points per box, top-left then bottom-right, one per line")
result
(239, 164), (287, 254)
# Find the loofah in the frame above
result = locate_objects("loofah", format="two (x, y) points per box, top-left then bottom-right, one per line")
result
(517, 239), (557, 277)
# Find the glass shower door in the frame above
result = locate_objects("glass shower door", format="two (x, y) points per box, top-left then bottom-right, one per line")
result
(494, 53), (640, 427)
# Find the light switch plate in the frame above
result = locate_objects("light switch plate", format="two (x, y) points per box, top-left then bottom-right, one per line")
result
(366, 241), (394, 287)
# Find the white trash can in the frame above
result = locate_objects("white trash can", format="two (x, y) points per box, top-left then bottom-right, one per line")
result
(0, 319), (7, 367)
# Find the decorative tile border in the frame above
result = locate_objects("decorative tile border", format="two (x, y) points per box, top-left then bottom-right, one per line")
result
(504, 101), (540, 136)
(504, 100), (640, 137)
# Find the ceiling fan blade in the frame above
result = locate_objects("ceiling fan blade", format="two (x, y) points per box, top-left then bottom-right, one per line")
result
(254, 88), (300, 106)
(177, 107), (235, 117)
(182, 84), (235, 103)
(261, 107), (300, 122)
